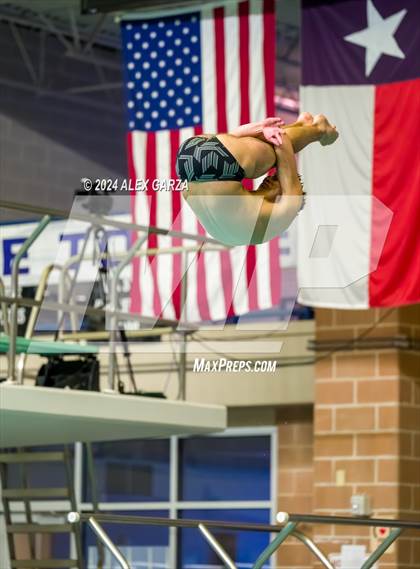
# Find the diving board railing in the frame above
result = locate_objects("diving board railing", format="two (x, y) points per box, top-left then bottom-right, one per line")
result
(67, 511), (420, 569)
(56, 241), (225, 393)
(0, 276), (9, 334)
(6, 214), (51, 384)
(0, 199), (228, 392)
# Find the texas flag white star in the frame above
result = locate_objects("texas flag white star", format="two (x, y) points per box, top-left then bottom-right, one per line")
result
(344, 0), (407, 76)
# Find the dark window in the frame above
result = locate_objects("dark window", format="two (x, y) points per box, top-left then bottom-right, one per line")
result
(84, 439), (170, 502)
(179, 436), (271, 501)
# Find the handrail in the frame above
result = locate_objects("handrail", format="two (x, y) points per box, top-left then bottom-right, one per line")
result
(59, 328), (173, 341)
(67, 511), (420, 569)
(59, 243), (228, 268)
(57, 224), (100, 336)
(54, 241), (228, 326)
(0, 199), (221, 244)
(0, 277), (9, 335)
(0, 199), (231, 392)
(7, 215), (51, 383)
(0, 293), (188, 330)
(16, 263), (75, 384)
(68, 512), (420, 531)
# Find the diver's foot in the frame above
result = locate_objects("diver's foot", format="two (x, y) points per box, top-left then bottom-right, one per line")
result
(297, 111), (314, 126)
(313, 113), (339, 146)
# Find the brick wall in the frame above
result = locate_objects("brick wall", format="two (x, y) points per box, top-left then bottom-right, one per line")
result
(314, 306), (420, 569)
(277, 406), (314, 569)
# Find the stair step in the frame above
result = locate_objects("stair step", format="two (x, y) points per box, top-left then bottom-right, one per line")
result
(0, 452), (65, 464)
(11, 560), (78, 568)
(3, 488), (70, 500)
(7, 523), (72, 533)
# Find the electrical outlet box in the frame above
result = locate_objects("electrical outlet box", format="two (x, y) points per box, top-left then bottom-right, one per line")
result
(351, 494), (372, 516)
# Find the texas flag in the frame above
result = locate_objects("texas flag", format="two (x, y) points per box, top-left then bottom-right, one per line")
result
(297, 0), (420, 308)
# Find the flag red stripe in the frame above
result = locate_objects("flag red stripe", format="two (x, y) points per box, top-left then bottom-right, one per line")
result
(263, 0), (281, 307)
(170, 129), (182, 319)
(214, 6), (235, 317)
(239, 0), (259, 313)
(246, 248), (259, 312)
(193, 124), (212, 321)
(214, 7), (228, 133)
(370, 78), (420, 306)
(127, 132), (141, 313)
(238, 1), (250, 127)
(145, 133), (163, 316)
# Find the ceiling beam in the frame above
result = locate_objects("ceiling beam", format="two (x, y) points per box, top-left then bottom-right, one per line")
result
(35, 11), (73, 52)
(66, 81), (122, 94)
(83, 13), (107, 54)
(0, 10), (120, 51)
(68, 8), (81, 51)
(9, 21), (38, 86)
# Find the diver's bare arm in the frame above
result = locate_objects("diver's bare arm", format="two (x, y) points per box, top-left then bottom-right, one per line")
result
(274, 136), (303, 198)
(250, 136), (303, 243)
(230, 118), (284, 140)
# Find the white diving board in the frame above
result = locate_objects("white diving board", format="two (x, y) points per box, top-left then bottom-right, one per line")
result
(0, 384), (227, 447)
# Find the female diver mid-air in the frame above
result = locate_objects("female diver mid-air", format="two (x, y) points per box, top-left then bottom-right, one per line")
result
(175, 112), (339, 246)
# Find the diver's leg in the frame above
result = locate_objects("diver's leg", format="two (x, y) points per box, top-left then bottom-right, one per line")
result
(285, 113), (339, 152)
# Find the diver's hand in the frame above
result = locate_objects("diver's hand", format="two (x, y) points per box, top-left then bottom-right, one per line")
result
(262, 117), (285, 146)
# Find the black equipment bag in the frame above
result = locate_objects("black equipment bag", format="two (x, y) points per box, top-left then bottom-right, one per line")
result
(36, 356), (100, 391)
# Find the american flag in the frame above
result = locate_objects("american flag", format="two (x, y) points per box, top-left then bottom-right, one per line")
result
(121, 0), (280, 323)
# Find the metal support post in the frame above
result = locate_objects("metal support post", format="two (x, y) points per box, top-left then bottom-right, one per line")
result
(252, 521), (298, 569)
(0, 277), (9, 334)
(292, 530), (334, 569)
(177, 250), (189, 400)
(361, 528), (403, 569)
(107, 234), (148, 392)
(199, 524), (237, 569)
(16, 264), (72, 384)
(177, 331), (187, 400)
(88, 517), (131, 569)
(57, 225), (98, 336)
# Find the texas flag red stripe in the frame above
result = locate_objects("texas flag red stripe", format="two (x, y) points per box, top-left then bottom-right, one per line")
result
(370, 78), (420, 306)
